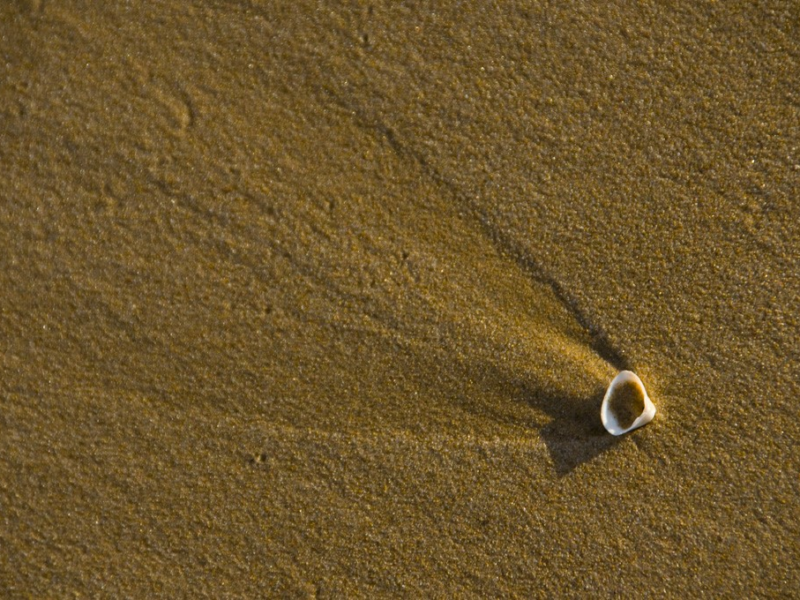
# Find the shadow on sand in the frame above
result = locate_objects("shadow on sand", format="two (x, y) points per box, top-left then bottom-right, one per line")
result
(536, 386), (622, 476)
(459, 355), (625, 477)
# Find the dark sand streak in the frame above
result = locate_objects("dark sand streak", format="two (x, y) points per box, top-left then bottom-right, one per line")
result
(323, 91), (627, 470)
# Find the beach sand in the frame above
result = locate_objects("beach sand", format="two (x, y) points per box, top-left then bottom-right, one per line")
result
(1, 1), (798, 596)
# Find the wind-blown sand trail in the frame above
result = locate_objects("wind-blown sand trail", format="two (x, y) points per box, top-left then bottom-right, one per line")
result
(1, 2), (798, 596)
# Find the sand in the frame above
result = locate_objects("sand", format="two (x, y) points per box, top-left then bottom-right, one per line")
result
(1, 1), (798, 596)
(606, 377), (646, 430)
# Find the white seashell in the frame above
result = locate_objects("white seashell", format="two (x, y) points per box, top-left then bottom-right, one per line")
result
(601, 370), (656, 436)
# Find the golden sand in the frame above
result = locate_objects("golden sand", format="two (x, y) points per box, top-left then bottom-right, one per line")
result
(1, 1), (798, 596)
(607, 380), (646, 430)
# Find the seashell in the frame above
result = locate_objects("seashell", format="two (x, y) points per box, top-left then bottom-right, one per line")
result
(601, 370), (656, 435)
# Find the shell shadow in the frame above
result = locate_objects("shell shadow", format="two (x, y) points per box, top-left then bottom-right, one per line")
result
(531, 329), (630, 476)
(458, 356), (623, 477)
(535, 386), (622, 476)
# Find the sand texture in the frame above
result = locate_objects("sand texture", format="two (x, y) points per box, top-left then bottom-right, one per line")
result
(1, 1), (799, 597)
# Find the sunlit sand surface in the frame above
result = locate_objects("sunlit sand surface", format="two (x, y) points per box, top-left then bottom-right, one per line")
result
(1, 2), (798, 596)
